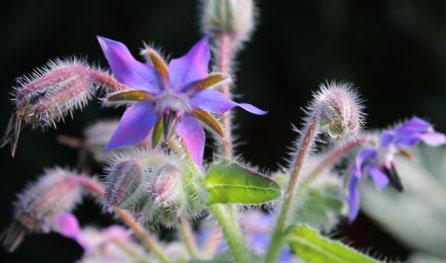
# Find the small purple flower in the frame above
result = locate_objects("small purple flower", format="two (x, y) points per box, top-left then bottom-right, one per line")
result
(97, 36), (266, 165)
(347, 117), (446, 222)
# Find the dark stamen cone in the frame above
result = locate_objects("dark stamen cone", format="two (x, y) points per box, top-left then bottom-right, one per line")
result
(383, 165), (404, 192)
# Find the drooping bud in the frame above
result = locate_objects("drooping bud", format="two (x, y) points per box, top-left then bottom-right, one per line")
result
(1, 59), (125, 157)
(201, 0), (256, 48)
(104, 159), (143, 211)
(1, 168), (84, 252)
(313, 82), (363, 141)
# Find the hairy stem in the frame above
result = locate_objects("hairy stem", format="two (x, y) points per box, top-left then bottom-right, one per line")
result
(77, 177), (172, 263)
(112, 235), (155, 263)
(302, 136), (368, 187)
(265, 115), (320, 263)
(209, 204), (247, 263)
(179, 218), (200, 259)
(115, 209), (171, 263)
(216, 33), (234, 159)
(89, 69), (127, 91)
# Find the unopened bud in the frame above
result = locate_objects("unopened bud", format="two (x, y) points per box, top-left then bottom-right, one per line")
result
(201, 0), (256, 47)
(150, 164), (183, 206)
(84, 120), (150, 162)
(314, 82), (363, 140)
(1, 59), (125, 157)
(104, 160), (143, 211)
(1, 168), (84, 251)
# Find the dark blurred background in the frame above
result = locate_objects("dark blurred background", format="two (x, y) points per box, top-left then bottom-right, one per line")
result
(1, 0), (446, 262)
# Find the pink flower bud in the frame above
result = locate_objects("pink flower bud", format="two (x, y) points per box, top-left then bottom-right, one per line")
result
(1, 168), (84, 251)
(314, 82), (364, 141)
(150, 164), (183, 206)
(1, 59), (125, 157)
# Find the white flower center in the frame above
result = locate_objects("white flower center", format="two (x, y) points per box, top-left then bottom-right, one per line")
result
(154, 90), (190, 118)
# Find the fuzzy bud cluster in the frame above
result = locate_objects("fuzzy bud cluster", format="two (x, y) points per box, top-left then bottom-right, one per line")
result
(1, 59), (124, 157)
(2, 168), (84, 252)
(104, 150), (203, 227)
(201, 0), (256, 48)
(313, 82), (363, 141)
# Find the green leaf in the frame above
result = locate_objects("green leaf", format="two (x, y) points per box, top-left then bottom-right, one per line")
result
(204, 161), (281, 205)
(286, 224), (381, 263)
(294, 186), (345, 232)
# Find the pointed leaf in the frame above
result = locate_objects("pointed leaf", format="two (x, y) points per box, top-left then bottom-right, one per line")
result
(286, 224), (380, 263)
(107, 90), (153, 102)
(204, 161), (281, 204)
(193, 109), (224, 137)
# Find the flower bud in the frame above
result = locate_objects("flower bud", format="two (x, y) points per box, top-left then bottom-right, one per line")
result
(201, 0), (256, 47)
(83, 120), (150, 162)
(104, 159), (143, 211)
(1, 168), (84, 251)
(149, 164), (183, 206)
(1, 59), (124, 157)
(314, 82), (363, 140)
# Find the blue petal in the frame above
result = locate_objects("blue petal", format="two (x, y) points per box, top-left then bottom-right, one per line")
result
(353, 149), (376, 178)
(348, 176), (360, 223)
(176, 113), (205, 166)
(395, 117), (431, 135)
(190, 89), (267, 115)
(367, 166), (389, 190)
(104, 102), (157, 152)
(97, 36), (160, 94)
(168, 36), (210, 90)
(380, 130), (395, 147)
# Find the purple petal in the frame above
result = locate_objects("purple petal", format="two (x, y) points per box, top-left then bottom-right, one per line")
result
(190, 89), (267, 115)
(353, 149), (376, 178)
(53, 213), (89, 250)
(248, 233), (270, 253)
(380, 131), (395, 147)
(396, 117), (431, 135)
(104, 102), (157, 152)
(395, 134), (421, 148)
(54, 212), (80, 239)
(367, 166), (389, 190)
(97, 36), (160, 93)
(419, 132), (446, 146)
(347, 176), (360, 223)
(168, 36), (210, 90)
(176, 113), (205, 166)
(279, 247), (294, 263)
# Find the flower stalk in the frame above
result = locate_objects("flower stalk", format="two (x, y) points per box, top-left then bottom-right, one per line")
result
(208, 204), (247, 263)
(179, 218), (200, 259)
(265, 115), (320, 263)
(302, 136), (368, 187)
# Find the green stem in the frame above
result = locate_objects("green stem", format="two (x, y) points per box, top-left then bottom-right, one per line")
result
(179, 218), (200, 259)
(265, 115), (319, 263)
(209, 204), (247, 263)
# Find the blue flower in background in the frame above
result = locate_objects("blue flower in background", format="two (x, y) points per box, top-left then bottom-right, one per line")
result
(348, 117), (446, 222)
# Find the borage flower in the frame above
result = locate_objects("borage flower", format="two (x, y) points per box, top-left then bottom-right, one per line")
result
(347, 117), (446, 222)
(97, 36), (266, 165)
